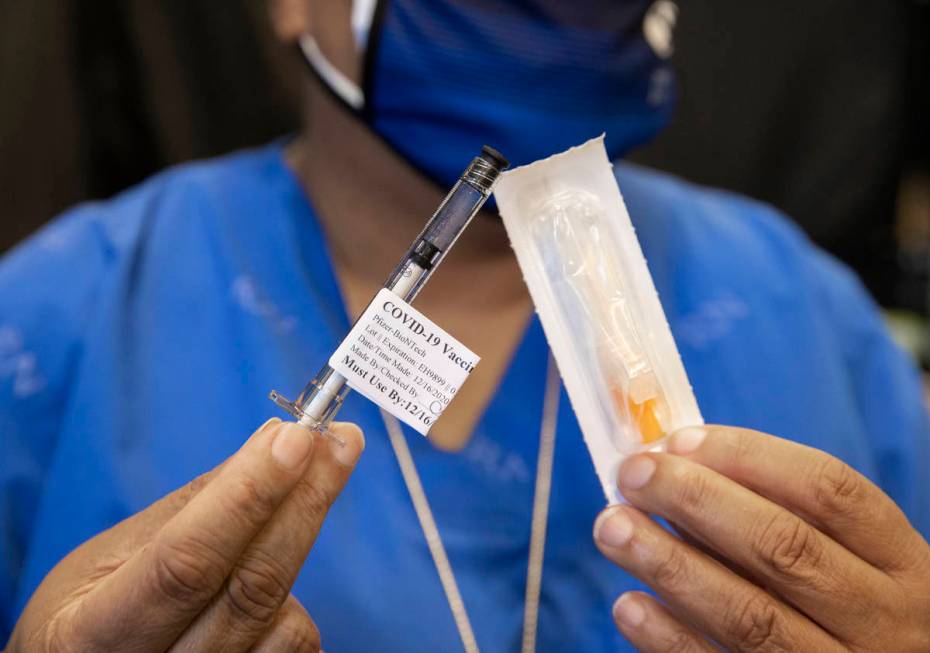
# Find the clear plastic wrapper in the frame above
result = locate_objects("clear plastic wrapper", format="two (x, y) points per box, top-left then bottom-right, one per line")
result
(495, 136), (702, 503)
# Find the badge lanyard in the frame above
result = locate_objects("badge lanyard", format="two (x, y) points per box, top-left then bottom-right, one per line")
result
(380, 353), (560, 653)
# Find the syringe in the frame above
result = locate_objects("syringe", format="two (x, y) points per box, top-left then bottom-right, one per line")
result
(269, 146), (509, 442)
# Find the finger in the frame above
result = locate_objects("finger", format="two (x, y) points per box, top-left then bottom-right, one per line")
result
(73, 420), (318, 651)
(667, 425), (927, 572)
(617, 451), (891, 639)
(98, 419), (281, 555)
(250, 595), (321, 653)
(612, 591), (717, 653)
(594, 506), (844, 652)
(172, 422), (364, 651)
(669, 521), (767, 588)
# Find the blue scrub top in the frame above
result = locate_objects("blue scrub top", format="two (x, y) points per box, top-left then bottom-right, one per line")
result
(2, 143), (928, 651)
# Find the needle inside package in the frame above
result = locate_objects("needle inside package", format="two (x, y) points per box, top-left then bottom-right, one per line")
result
(495, 137), (702, 504)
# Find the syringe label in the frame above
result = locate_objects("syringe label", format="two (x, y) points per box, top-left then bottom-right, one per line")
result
(329, 288), (480, 436)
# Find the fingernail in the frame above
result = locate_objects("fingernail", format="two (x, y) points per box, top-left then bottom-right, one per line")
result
(595, 509), (634, 548)
(668, 427), (706, 455)
(613, 593), (645, 628)
(271, 423), (315, 470)
(330, 422), (364, 467)
(618, 456), (656, 490)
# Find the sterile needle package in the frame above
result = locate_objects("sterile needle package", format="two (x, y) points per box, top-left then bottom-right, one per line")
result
(494, 136), (702, 504)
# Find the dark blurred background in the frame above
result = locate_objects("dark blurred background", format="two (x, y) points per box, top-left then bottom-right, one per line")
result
(1, 1), (928, 360)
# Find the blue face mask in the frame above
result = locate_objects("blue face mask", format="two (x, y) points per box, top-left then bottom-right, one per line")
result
(299, 0), (677, 188)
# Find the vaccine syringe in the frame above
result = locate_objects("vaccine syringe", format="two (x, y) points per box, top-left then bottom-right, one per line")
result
(269, 146), (509, 442)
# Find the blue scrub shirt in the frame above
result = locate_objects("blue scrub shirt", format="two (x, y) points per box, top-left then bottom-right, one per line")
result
(2, 143), (928, 651)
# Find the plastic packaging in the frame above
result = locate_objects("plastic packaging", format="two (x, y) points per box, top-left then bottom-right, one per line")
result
(495, 136), (702, 503)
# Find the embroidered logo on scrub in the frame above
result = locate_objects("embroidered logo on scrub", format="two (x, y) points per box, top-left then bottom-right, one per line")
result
(0, 326), (46, 398)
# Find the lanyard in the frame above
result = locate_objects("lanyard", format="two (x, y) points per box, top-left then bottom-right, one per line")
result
(380, 353), (560, 653)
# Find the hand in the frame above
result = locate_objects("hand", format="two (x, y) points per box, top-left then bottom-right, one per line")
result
(593, 425), (930, 652)
(6, 418), (364, 653)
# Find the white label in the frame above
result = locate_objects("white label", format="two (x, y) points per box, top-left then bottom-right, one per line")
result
(329, 288), (480, 435)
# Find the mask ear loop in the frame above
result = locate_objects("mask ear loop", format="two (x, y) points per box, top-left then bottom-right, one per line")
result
(294, 0), (381, 113)
(293, 0), (464, 194)
(297, 33), (365, 111)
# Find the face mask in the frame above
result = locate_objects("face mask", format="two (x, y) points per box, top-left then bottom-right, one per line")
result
(299, 0), (677, 189)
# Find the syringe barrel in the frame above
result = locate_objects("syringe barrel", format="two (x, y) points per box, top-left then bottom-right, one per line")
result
(384, 146), (509, 302)
(270, 145), (508, 433)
